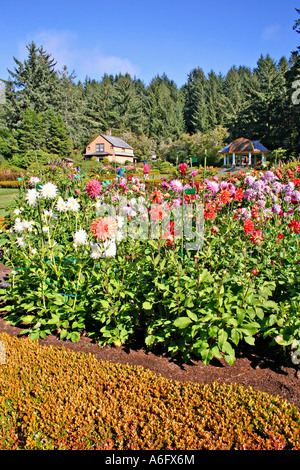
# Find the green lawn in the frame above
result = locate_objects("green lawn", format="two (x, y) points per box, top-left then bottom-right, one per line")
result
(0, 188), (19, 217)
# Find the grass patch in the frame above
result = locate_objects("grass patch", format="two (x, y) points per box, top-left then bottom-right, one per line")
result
(0, 188), (19, 217)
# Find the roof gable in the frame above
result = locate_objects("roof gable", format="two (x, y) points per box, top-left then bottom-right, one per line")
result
(219, 137), (269, 154)
(100, 134), (133, 150)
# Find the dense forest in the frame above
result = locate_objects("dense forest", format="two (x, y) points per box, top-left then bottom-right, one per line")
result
(0, 8), (299, 168)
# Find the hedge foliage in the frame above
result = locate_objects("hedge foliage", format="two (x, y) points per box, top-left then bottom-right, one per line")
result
(0, 181), (22, 188)
(0, 332), (299, 450)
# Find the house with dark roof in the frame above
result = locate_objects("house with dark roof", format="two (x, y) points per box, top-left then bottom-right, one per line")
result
(84, 130), (137, 164)
(218, 137), (269, 167)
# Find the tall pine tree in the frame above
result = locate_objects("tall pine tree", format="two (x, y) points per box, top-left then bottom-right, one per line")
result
(183, 68), (209, 134)
(4, 42), (60, 129)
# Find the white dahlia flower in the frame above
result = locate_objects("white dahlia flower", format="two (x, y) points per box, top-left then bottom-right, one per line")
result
(40, 182), (58, 200)
(73, 229), (88, 246)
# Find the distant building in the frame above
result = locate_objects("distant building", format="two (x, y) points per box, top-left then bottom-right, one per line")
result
(84, 130), (137, 164)
(219, 137), (269, 167)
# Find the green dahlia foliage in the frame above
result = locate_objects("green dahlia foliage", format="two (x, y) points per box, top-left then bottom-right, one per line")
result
(0, 164), (300, 365)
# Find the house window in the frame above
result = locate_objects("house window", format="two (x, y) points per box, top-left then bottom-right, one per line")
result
(96, 143), (104, 152)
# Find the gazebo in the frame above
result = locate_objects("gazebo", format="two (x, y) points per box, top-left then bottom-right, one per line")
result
(218, 137), (269, 167)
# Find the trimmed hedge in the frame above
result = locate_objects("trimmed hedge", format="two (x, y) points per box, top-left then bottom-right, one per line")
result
(0, 332), (299, 450)
(0, 181), (21, 188)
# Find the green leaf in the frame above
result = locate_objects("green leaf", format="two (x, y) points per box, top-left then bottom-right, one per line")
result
(145, 335), (155, 346)
(21, 315), (36, 324)
(47, 315), (61, 326)
(244, 335), (255, 345)
(222, 341), (236, 364)
(230, 328), (240, 345)
(263, 300), (279, 311)
(30, 331), (40, 341)
(143, 301), (153, 310)
(199, 269), (212, 284)
(238, 322), (260, 336)
(201, 347), (214, 364)
(218, 329), (228, 349)
(255, 307), (264, 320)
(60, 329), (68, 339)
(186, 310), (198, 322)
(52, 294), (65, 306)
(70, 331), (80, 342)
(174, 317), (192, 329)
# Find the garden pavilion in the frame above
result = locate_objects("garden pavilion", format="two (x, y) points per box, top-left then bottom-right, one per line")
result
(218, 137), (269, 167)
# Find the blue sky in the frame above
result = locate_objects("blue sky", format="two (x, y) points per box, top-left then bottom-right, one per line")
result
(0, 0), (299, 87)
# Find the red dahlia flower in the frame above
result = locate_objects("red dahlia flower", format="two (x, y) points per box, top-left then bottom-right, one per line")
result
(292, 178), (300, 187)
(277, 233), (285, 242)
(150, 204), (166, 221)
(250, 229), (264, 245)
(178, 163), (188, 177)
(150, 189), (163, 203)
(288, 220), (300, 234)
(243, 219), (254, 234)
(218, 189), (231, 204)
(204, 203), (216, 220)
(162, 221), (181, 246)
(234, 189), (244, 201)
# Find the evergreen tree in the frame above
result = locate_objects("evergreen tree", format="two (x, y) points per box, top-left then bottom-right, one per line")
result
(205, 70), (227, 130)
(146, 74), (184, 140)
(0, 128), (18, 159)
(83, 75), (114, 137)
(286, 9), (300, 154)
(57, 66), (87, 149)
(17, 108), (47, 152)
(183, 68), (209, 134)
(293, 7), (300, 52)
(223, 65), (251, 139)
(4, 42), (60, 129)
(45, 109), (72, 156)
(238, 54), (288, 149)
(107, 73), (145, 134)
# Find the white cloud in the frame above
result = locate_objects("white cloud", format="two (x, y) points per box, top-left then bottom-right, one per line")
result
(17, 29), (140, 80)
(261, 24), (281, 41)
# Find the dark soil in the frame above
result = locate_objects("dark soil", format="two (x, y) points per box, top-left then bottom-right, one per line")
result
(0, 264), (299, 410)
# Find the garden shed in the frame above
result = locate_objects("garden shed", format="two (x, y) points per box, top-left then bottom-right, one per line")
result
(219, 137), (269, 167)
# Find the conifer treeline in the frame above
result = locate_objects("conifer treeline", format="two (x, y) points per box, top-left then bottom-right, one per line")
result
(0, 10), (299, 166)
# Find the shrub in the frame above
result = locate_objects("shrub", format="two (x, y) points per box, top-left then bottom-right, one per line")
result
(0, 332), (299, 450)
(0, 163), (24, 173)
(0, 181), (21, 188)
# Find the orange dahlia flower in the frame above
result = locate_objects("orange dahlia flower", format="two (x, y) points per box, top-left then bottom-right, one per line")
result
(218, 189), (231, 205)
(91, 216), (118, 241)
(150, 189), (163, 204)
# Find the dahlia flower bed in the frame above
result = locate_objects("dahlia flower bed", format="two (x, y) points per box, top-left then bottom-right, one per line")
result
(0, 164), (300, 365)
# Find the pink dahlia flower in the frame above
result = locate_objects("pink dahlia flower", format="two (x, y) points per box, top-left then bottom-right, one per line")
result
(91, 216), (118, 241)
(85, 179), (102, 199)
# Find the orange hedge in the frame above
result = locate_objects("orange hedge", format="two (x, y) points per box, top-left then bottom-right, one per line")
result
(0, 332), (299, 450)
(0, 181), (21, 188)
